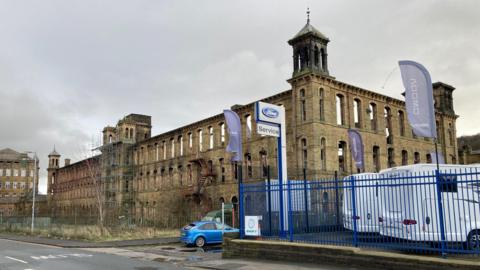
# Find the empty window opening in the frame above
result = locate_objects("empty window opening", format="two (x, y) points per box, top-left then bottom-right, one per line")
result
(220, 123), (225, 144)
(198, 129), (203, 151)
(353, 98), (362, 128)
(388, 148), (395, 168)
(398, 110), (405, 136)
(401, 150), (408, 166)
(336, 94), (345, 125)
(209, 126), (214, 149)
(373, 146), (380, 172)
(338, 141), (347, 173)
(319, 88), (325, 121)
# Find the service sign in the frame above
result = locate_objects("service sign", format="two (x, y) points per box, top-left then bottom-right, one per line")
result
(255, 101), (285, 125)
(244, 216), (261, 236)
(257, 122), (280, 137)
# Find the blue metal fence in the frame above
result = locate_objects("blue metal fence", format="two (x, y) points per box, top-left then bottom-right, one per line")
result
(240, 166), (480, 257)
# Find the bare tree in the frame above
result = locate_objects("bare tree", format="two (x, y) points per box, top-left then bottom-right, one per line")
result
(84, 155), (106, 229)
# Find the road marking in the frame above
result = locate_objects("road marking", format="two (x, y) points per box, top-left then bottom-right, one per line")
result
(5, 256), (28, 264)
(31, 253), (93, 260)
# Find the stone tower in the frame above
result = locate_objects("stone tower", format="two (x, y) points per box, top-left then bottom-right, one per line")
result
(286, 11), (335, 173)
(47, 147), (60, 195)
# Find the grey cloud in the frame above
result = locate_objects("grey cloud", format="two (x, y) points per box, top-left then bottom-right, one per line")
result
(0, 0), (479, 193)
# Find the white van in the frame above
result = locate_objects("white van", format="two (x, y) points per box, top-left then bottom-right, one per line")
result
(343, 173), (382, 233)
(378, 164), (480, 249)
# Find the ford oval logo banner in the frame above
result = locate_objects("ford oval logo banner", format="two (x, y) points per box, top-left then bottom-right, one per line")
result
(262, 107), (279, 118)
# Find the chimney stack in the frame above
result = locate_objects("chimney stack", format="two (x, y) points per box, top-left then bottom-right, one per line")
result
(65, 158), (71, 166)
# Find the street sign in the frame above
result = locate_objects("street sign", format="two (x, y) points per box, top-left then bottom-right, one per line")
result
(257, 122), (280, 137)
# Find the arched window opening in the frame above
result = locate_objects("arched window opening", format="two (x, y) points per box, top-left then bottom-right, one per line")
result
(126, 128), (129, 138)
(414, 152), (420, 164)
(260, 150), (268, 177)
(231, 196), (238, 213)
(187, 164), (192, 185)
(385, 107), (393, 144)
(336, 94), (345, 125)
(353, 98), (362, 128)
(220, 123), (225, 145)
(300, 89), (306, 121)
(401, 150), (408, 166)
(448, 123), (454, 146)
(338, 141), (347, 173)
(178, 166), (183, 186)
(207, 160), (213, 175)
(388, 148), (395, 168)
(178, 136), (183, 156)
(170, 138), (175, 158)
(245, 153), (252, 178)
(301, 138), (308, 169)
(369, 103), (377, 131)
(162, 141), (166, 160)
(198, 129), (203, 152)
(398, 110), (405, 136)
(319, 88), (325, 121)
(314, 46), (320, 67)
(129, 128), (133, 139)
(245, 115), (252, 139)
(320, 48), (327, 71)
(188, 132), (193, 148)
(219, 158), (225, 182)
(436, 121), (441, 144)
(208, 126), (214, 149)
(373, 146), (380, 172)
(426, 153), (432, 164)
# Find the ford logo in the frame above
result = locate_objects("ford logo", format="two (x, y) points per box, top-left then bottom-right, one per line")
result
(262, 107), (279, 118)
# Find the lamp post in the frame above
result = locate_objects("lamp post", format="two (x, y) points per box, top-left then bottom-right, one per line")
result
(25, 151), (37, 234)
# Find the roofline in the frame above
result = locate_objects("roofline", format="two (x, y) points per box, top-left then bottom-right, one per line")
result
(140, 89), (292, 145)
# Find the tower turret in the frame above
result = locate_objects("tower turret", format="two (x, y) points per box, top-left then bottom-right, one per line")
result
(47, 147), (60, 195)
(288, 9), (330, 77)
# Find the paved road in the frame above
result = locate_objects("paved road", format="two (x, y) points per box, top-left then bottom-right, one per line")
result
(0, 239), (182, 270)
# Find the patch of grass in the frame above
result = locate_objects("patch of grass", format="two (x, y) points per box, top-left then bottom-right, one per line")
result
(0, 224), (179, 242)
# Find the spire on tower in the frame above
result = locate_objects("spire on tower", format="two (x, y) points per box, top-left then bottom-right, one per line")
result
(307, 7), (310, 24)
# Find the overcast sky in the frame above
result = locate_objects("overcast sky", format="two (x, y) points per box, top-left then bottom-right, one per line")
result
(1, 0), (479, 193)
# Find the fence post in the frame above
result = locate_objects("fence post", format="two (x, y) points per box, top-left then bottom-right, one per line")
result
(435, 170), (447, 257)
(267, 165), (272, 236)
(287, 179), (293, 242)
(334, 171), (340, 227)
(351, 175), (358, 247)
(303, 168), (309, 233)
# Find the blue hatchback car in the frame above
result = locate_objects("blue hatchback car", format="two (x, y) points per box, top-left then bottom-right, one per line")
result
(180, 221), (239, 247)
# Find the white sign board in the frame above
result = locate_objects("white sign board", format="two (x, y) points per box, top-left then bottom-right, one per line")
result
(257, 122), (280, 137)
(244, 216), (261, 236)
(255, 101), (284, 125)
